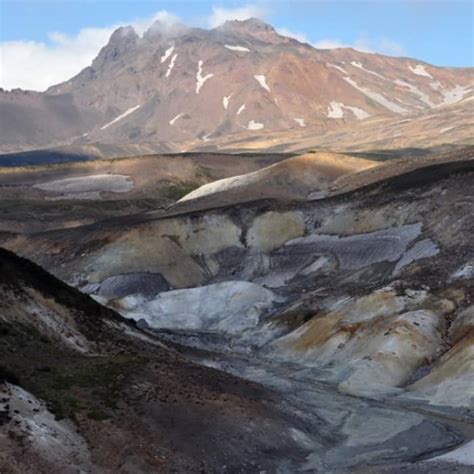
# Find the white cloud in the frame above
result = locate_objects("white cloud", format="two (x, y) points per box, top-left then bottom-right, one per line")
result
(133, 10), (180, 35)
(276, 28), (308, 43)
(0, 27), (115, 91)
(208, 4), (268, 28)
(377, 39), (405, 56)
(313, 35), (405, 56)
(313, 39), (348, 50)
(0, 10), (179, 92)
(274, 28), (404, 56)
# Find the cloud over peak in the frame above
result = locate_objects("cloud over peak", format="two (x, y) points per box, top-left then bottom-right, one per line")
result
(1, 27), (115, 91)
(134, 10), (181, 36)
(208, 4), (268, 28)
(0, 10), (178, 91)
(313, 35), (405, 56)
(0, 5), (405, 92)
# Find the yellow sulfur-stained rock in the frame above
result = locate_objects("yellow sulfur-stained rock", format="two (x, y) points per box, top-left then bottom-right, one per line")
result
(247, 211), (305, 252)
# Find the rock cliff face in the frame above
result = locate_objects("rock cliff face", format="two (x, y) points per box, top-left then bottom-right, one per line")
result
(1, 18), (473, 153)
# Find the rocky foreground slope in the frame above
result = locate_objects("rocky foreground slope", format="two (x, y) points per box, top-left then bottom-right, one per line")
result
(1, 147), (473, 472)
(0, 248), (316, 473)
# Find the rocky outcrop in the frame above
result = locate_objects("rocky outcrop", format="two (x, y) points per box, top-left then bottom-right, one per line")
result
(404, 305), (474, 408)
(273, 286), (454, 397)
(110, 281), (281, 335)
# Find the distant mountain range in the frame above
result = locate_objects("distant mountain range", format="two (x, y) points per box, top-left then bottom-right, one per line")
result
(1, 18), (473, 154)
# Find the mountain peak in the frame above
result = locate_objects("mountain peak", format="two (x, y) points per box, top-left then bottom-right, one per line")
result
(221, 17), (275, 31)
(216, 17), (286, 44)
(91, 25), (138, 71)
(109, 25), (139, 44)
(143, 18), (189, 40)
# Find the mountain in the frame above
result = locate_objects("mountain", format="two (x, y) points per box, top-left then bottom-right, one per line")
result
(2, 14), (474, 473)
(1, 18), (473, 154)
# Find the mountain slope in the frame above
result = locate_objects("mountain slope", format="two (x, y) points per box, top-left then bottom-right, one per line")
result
(175, 151), (378, 207)
(1, 18), (472, 153)
(0, 247), (313, 472)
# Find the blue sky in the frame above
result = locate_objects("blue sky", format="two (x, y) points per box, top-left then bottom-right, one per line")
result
(1, 1), (473, 90)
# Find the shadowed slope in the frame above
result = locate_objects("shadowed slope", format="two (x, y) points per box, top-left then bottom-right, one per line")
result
(0, 248), (312, 473)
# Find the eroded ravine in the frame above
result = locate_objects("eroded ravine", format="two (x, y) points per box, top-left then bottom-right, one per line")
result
(1, 154), (473, 472)
(149, 325), (473, 472)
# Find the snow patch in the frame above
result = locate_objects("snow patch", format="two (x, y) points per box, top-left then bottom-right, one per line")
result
(248, 120), (264, 130)
(100, 105), (141, 130)
(350, 61), (387, 80)
(327, 101), (344, 119)
(237, 104), (246, 115)
(438, 85), (471, 106)
(343, 77), (408, 114)
(409, 64), (433, 78)
(169, 113), (183, 126)
(394, 79), (435, 107)
(440, 126), (455, 134)
(223, 94), (232, 110)
(327, 63), (346, 74)
(347, 105), (370, 120)
(225, 44), (250, 52)
(254, 74), (271, 92)
(196, 60), (214, 94)
(165, 53), (177, 78)
(160, 46), (174, 64)
(34, 174), (134, 196)
(179, 169), (262, 202)
(327, 101), (370, 120)
(293, 118), (306, 127)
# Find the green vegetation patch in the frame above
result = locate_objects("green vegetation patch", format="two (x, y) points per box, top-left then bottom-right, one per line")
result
(0, 198), (166, 222)
(162, 181), (200, 201)
(0, 319), (145, 421)
(196, 166), (216, 180)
